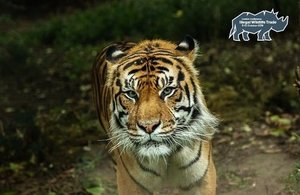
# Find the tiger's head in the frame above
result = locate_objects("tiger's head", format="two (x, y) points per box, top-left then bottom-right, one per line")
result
(105, 36), (218, 158)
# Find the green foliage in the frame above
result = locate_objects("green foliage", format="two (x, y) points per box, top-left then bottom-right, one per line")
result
(86, 186), (104, 195)
(0, 36), (29, 75)
(285, 163), (300, 194)
(2, 0), (298, 49)
(201, 37), (300, 122)
(75, 150), (108, 195)
(0, 14), (13, 24)
(1, 0), (298, 78)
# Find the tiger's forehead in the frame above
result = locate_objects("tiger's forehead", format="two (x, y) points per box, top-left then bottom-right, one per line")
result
(116, 40), (186, 72)
(121, 58), (178, 90)
(112, 39), (192, 89)
(127, 39), (178, 55)
(119, 53), (179, 81)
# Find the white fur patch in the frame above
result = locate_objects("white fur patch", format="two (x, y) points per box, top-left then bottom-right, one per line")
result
(138, 144), (172, 158)
(111, 50), (124, 58)
(178, 41), (189, 49)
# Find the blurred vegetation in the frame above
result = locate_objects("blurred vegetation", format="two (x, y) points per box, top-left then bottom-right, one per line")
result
(285, 163), (300, 194)
(0, 0), (299, 193)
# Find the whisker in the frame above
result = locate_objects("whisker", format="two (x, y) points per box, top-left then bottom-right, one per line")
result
(97, 138), (112, 142)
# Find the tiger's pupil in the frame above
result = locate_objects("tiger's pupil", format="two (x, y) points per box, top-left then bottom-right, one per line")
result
(162, 87), (173, 96)
(127, 90), (137, 99)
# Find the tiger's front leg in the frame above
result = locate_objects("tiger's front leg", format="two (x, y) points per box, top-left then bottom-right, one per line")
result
(115, 151), (153, 195)
(199, 159), (216, 195)
(177, 141), (216, 195)
(116, 163), (151, 195)
(181, 161), (216, 195)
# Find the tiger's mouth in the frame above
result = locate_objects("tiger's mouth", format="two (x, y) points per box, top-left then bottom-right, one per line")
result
(131, 134), (177, 157)
(144, 140), (160, 146)
(136, 141), (173, 158)
(131, 135), (166, 146)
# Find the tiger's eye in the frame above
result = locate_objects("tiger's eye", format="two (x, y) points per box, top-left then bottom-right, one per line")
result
(162, 87), (173, 96)
(126, 90), (138, 99)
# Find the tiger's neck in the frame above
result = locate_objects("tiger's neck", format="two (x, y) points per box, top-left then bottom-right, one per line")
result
(115, 139), (211, 191)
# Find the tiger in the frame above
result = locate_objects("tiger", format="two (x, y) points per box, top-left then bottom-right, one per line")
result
(91, 36), (218, 195)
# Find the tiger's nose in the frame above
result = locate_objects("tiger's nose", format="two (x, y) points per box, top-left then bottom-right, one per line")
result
(137, 120), (161, 134)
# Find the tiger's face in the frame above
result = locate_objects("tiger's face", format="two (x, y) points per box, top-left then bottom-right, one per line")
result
(106, 37), (217, 158)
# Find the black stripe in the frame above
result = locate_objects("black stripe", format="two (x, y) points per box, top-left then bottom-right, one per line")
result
(174, 58), (185, 66)
(191, 107), (201, 119)
(175, 145), (184, 153)
(114, 114), (124, 128)
(184, 84), (190, 105)
(151, 51), (174, 55)
(179, 142), (202, 169)
(180, 143), (211, 191)
(116, 79), (122, 87)
(156, 66), (169, 72)
(175, 92), (183, 102)
(178, 71), (185, 82)
(156, 57), (173, 65)
(149, 65), (155, 71)
(123, 61), (135, 70)
(141, 65), (147, 71)
(175, 106), (192, 113)
(128, 69), (140, 75)
(124, 79), (130, 88)
(118, 111), (127, 119)
(144, 45), (154, 52)
(119, 152), (152, 194)
(125, 52), (148, 60)
(112, 100), (116, 111)
(193, 93), (198, 105)
(190, 79), (198, 104)
(136, 159), (161, 177)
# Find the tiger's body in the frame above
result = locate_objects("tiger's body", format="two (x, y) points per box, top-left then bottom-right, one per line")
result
(92, 37), (218, 195)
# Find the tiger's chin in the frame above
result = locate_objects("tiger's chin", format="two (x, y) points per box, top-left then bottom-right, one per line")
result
(136, 143), (172, 158)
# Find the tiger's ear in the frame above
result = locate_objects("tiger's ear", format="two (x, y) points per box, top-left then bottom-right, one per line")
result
(176, 35), (199, 61)
(106, 45), (126, 63)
